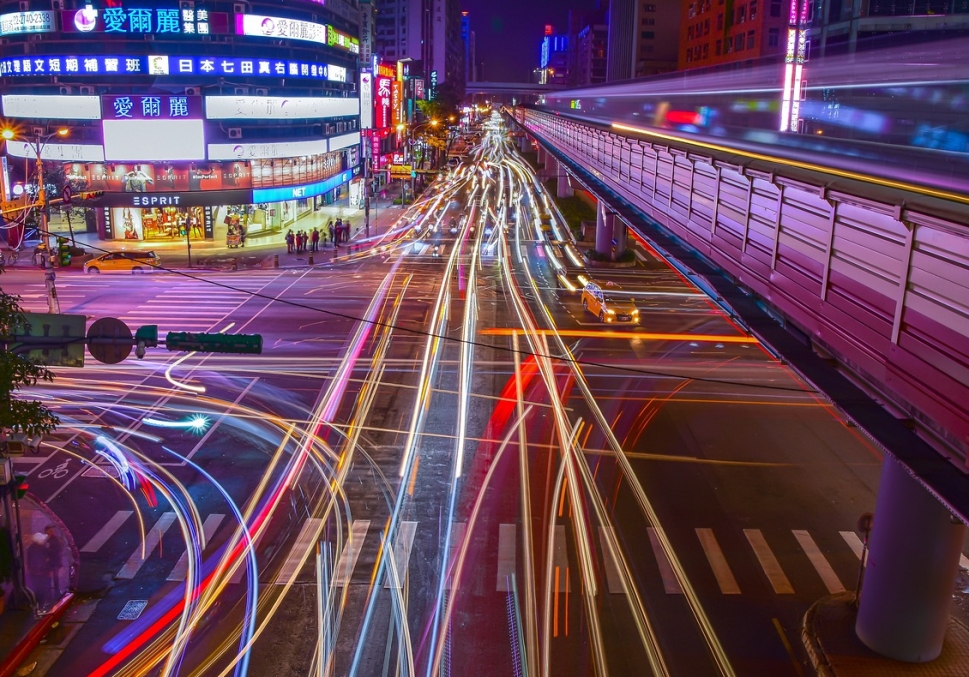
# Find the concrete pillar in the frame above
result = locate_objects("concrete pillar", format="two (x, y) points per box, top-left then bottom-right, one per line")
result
(855, 455), (967, 662)
(612, 216), (627, 257)
(520, 134), (530, 153)
(536, 145), (546, 165)
(556, 162), (573, 198)
(595, 200), (615, 257)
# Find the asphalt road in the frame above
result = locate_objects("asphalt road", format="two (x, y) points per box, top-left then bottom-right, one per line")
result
(4, 112), (961, 677)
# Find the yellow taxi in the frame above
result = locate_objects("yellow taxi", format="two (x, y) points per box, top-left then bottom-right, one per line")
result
(581, 281), (639, 323)
(84, 250), (161, 274)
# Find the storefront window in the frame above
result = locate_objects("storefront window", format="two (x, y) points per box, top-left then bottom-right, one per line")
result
(109, 205), (205, 241)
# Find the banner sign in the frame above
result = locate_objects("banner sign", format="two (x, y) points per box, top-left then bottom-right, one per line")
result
(102, 95), (203, 120)
(0, 10), (55, 36)
(61, 6), (230, 34)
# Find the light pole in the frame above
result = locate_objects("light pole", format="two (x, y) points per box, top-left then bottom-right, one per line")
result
(2, 126), (69, 314)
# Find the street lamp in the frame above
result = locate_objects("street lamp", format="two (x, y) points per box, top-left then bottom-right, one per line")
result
(1, 126), (70, 314)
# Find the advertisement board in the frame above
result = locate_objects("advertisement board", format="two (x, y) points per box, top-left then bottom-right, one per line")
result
(205, 96), (359, 120)
(101, 95), (203, 120)
(391, 80), (402, 127)
(2, 94), (101, 120)
(328, 132), (361, 152)
(0, 55), (332, 81)
(326, 25), (360, 53)
(102, 119), (206, 161)
(375, 76), (392, 129)
(60, 6), (229, 34)
(236, 14), (327, 44)
(99, 189), (252, 207)
(360, 70), (374, 129)
(0, 10), (55, 36)
(251, 169), (353, 202)
(207, 138), (329, 161)
(65, 162), (251, 192)
(8, 143), (105, 162)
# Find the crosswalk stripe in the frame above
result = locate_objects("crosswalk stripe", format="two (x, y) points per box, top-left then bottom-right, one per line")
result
(744, 529), (794, 594)
(384, 521), (418, 589)
(274, 518), (324, 586)
(553, 525), (571, 593)
(793, 530), (845, 594)
(496, 523), (516, 592)
(840, 531), (865, 560)
(598, 527), (627, 594)
(334, 520), (371, 587)
(81, 511), (132, 553)
(167, 514), (226, 582)
(446, 521), (466, 590)
(647, 527), (682, 594)
(695, 528), (741, 594)
(117, 512), (177, 579)
(962, 555), (969, 570)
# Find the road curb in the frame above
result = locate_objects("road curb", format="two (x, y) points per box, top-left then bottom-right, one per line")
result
(0, 593), (74, 677)
(801, 593), (852, 677)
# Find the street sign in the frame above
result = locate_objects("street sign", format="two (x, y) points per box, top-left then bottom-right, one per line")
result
(166, 331), (262, 354)
(611, 238), (618, 246)
(87, 317), (133, 364)
(389, 163), (413, 178)
(10, 312), (86, 367)
(62, 185), (72, 205)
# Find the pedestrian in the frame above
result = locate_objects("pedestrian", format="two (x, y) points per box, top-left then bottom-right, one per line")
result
(286, 230), (294, 254)
(311, 228), (320, 252)
(26, 532), (49, 609)
(45, 525), (63, 602)
(297, 231), (304, 253)
(326, 220), (334, 246)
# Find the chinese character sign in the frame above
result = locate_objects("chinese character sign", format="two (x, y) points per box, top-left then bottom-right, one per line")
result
(375, 77), (392, 129)
(60, 7), (229, 34)
(101, 95), (202, 120)
(237, 14), (327, 44)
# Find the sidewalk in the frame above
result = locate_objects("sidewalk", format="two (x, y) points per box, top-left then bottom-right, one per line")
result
(803, 594), (969, 677)
(2, 190), (418, 272)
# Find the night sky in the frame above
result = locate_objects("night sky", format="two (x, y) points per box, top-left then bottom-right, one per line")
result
(461, 0), (601, 82)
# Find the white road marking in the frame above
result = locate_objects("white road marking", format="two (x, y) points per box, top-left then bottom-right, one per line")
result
(793, 530), (845, 594)
(333, 520), (371, 587)
(695, 528), (741, 594)
(81, 511), (132, 553)
(496, 523), (516, 592)
(648, 527), (682, 594)
(553, 525), (571, 593)
(274, 518), (324, 586)
(744, 529), (794, 594)
(384, 521), (418, 589)
(598, 527), (627, 594)
(839, 531), (865, 560)
(446, 521), (466, 590)
(167, 514), (226, 582)
(117, 512), (176, 579)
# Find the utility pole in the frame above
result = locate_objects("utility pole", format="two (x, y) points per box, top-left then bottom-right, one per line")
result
(363, 130), (371, 239)
(35, 147), (60, 314)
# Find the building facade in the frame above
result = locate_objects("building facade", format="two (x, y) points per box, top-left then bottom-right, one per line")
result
(678, 0), (788, 69)
(607, 0), (681, 81)
(575, 14), (609, 86)
(0, 0), (362, 245)
(540, 32), (569, 85)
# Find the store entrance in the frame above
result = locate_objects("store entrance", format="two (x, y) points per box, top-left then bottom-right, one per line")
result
(111, 206), (205, 241)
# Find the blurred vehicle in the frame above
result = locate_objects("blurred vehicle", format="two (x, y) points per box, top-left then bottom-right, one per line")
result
(581, 281), (639, 323)
(448, 217), (459, 235)
(84, 251), (160, 274)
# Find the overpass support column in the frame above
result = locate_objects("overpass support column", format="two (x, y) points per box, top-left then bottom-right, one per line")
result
(519, 134), (530, 153)
(612, 216), (627, 258)
(537, 145), (546, 165)
(556, 162), (573, 198)
(855, 455), (967, 662)
(595, 201), (616, 257)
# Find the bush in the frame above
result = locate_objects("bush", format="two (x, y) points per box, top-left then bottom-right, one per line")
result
(585, 248), (637, 263)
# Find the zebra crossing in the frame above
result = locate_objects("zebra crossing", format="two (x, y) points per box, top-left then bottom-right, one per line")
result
(78, 510), (969, 597)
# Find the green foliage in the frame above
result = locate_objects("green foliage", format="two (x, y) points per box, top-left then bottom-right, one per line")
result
(584, 248), (637, 263)
(0, 267), (60, 438)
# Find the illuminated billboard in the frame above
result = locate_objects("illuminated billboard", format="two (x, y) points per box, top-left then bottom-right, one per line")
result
(102, 119), (206, 161)
(375, 76), (392, 129)
(207, 138), (329, 160)
(2, 94), (102, 120)
(102, 95), (203, 120)
(60, 6), (230, 34)
(0, 10), (55, 36)
(327, 26), (360, 54)
(236, 13), (327, 44)
(205, 96), (359, 120)
(7, 142), (105, 162)
(359, 70), (373, 129)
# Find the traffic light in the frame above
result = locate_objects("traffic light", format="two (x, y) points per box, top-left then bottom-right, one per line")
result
(13, 475), (28, 500)
(165, 331), (263, 355)
(57, 237), (71, 267)
(78, 190), (104, 201)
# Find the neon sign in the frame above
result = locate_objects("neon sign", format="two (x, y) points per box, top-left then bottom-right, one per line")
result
(60, 5), (230, 35)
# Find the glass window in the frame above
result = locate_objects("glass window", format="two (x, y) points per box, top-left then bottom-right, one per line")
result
(747, 30), (756, 48)
(641, 31), (655, 39)
(768, 27), (779, 46)
(717, 13), (724, 28)
(716, 39), (722, 55)
(737, 5), (746, 22)
(770, 0), (782, 16)
(735, 34), (745, 50)
(750, 0), (758, 19)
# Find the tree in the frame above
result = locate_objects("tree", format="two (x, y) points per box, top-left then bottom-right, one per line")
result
(0, 265), (59, 439)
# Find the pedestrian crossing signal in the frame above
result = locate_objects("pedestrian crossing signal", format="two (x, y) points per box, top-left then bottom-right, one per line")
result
(57, 238), (71, 267)
(13, 474), (28, 500)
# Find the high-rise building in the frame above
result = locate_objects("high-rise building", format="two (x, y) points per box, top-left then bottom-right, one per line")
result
(540, 31), (569, 85)
(810, 0), (969, 56)
(607, 0), (681, 81)
(374, 0), (465, 98)
(575, 11), (610, 86)
(461, 11), (477, 82)
(678, 0), (788, 69)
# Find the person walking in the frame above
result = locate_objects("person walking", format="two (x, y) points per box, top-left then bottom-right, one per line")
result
(286, 230), (294, 254)
(298, 231), (305, 253)
(326, 220), (335, 247)
(311, 228), (320, 252)
(45, 525), (64, 603)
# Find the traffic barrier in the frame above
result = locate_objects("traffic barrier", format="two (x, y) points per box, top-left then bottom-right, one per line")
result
(273, 254), (279, 268)
(308, 254), (314, 265)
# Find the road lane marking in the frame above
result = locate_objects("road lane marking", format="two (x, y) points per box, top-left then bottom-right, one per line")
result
(793, 530), (845, 594)
(384, 521), (418, 589)
(839, 531), (865, 560)
(744, 529), (794, 594)
(334, 520), (371, 587)
(81, 511), (132, 553)
(446, 521), (466, 590)
(598, 527), (627, 594)
(648, 527), (683, 594)
(274, 518), (324, 586)
(496, 523), (516, 592)
(117, 512), (176, 579)
(167, 514), (225, 582)
(554, 525), (571, 593)
(695, 528), (741, 594)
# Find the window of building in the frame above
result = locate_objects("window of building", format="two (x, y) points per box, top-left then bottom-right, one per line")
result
(768, 27), (779, 46)
(737, 5), (746, 22)
(689, 2), (697, 17)
(641, 31), (655, 39)
(735, 34), (745, 50)
(770, 0), (782, 16)
(747, 30), (756, 48)
(750, 0), (758, 19)
(642, 17), (655, 25)
(688, 26), (694, 39)
(643, 3), (657, 11)
(717, 13), (724, 29)
(716, 39), (722, 55)
(702, 43), (709, 58)
(704, 19), (710, 34)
